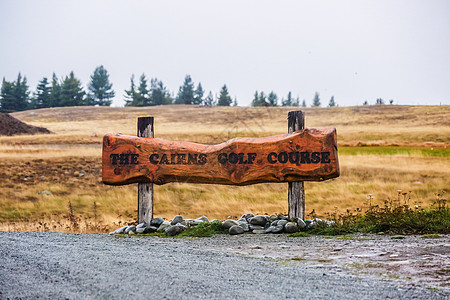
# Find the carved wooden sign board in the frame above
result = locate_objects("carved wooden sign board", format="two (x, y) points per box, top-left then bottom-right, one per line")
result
(102, 128), (339, 186)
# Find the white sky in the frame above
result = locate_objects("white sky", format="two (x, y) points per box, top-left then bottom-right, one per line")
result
(1, 0), (449, 107)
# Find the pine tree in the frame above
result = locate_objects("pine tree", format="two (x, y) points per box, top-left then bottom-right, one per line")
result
(217, 84), (232, 106)
(60, 71), (86, 107)
(14, 73), (30, 111)
(301, 99), (307, 107)
(251, 91), (260, 106)
(86, 65), (115, 106)
(194, 83), (204, 105)
(49, 73), (62, 107)
(328, 96), (336, 107)
(0, 78), (15, 112)
(150, 78), (172, 105)
(281, 91), (293, 106)
(136, 74), (150, 106)
(233, 97), (238, 106)
(259, 91), (267, 106)
(32, 77), (51, 109)
(124, 75), (138, 106)
(204, 91), (215, 106)
(376, 98), (385, 105)
(176, 75), (195, 104)
(268, 91), (278, 106)
(0, 74), (30, 112)
(292, 97), (300, 107)
(312, 92), (321, 107)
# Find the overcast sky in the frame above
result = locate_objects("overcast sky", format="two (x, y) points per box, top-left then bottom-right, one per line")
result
(1, 0), (449, 107)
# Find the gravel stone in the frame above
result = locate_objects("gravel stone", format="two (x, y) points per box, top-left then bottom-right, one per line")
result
(250, 215), (268, 226)
(0, 232), (447, 299)
(165, 225), (185, 236)
(222, 219), (239, 230)
(196, 216), (209, 223)
(277, 220), (288, 227)
(229, 225), (245, 235)
(297, 219), (307, 229)
(124, 226), (136, 234)
(284, 222), (298, 233)
(238, 222), (250, 232)
(157, 221), (171, 232)
(271, 225), (284, 234)
(171, 215), (183, 225)
(150, 217), (165, 227)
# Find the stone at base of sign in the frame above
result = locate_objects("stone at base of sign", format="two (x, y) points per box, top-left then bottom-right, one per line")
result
(108, 214), (335, 236)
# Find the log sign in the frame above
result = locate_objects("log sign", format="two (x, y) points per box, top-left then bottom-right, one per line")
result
(102, 128), (339, 186)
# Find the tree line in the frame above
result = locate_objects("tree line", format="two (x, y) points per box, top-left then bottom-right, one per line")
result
(0, 66), (115, 113)
(1, 65), (393, 113)
(123, 74), (235, 107)
(0, 66), (236, 113)
(251, 91), (337, 108)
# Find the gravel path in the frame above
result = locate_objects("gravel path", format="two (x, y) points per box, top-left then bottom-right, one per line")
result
(0, 231), (448, 299)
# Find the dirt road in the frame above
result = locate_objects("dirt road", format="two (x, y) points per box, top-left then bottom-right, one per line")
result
(0, 231), (448, 299)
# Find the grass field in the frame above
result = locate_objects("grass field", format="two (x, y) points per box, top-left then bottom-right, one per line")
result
(1, 105), (449, 232)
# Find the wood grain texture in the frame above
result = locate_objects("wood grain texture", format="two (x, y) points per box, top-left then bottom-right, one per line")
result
(288, 111), (305, 220)
(102, 128), (340, 186)
(137, 117), (154, 223)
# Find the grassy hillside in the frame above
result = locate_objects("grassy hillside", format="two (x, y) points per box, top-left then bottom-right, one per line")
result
(0, 105), (448, 232)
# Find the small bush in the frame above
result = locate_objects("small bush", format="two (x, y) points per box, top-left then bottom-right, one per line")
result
(304, 191), (449, 236)
(178, 220), (227, 237)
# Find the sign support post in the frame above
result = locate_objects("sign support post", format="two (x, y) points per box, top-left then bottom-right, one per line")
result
(137, 117), (154, 224)
(288, 111), (305, 220)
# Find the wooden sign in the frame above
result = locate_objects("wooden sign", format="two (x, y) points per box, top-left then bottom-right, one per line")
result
(102, 128), (339, 186)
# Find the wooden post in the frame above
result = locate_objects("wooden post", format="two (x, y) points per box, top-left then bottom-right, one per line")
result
(288, 111), (305, 220)
(137, 117), (154, 224)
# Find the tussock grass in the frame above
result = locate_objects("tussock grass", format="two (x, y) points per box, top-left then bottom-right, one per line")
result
(0, 105), (448, 232)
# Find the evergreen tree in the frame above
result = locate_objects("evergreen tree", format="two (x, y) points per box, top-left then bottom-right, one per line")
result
(0, 73), (30, 112)
(150, 78), (172, 105)
(204, 91), (215, 106)
(268, 91), (278, 106)
(301, 99), (307, 107)
(31, 77), (51, 109)
(376, 98), (385, 105)
(0, 78), (15, 112)
(233, 97), (238, 106)
(49, 73), (62, 107)
(136, 74), (151, 106)
(281, 91), (293, 106)
(217, 84), (232, 106)
(60, 71), (86, 106)
(251, 91), (260, 106)
(194, 82), (204, 105)
(14, 73), (30, 111)
(124, 75), (138, 106)
(328, 96), (336, 107)
(259, 91), (267, 106)
(175, 75), (195, 104)
(292, 97), (300, 107)
(312, 92), (321, 107)
(86, 65), (114, 106)
(363, 100), (369, 105)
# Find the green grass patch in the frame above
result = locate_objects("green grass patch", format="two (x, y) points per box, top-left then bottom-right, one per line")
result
(339, 146), (450, 157)
(292, 199), (449, 237)
(177, 220), (227, 237)
(421, 234), (443, 239)
(290, 257), (306, 261)
(290, 232), (312, 237)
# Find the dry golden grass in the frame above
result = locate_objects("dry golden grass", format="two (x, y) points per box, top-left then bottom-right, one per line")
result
(0, 105), (449, 232)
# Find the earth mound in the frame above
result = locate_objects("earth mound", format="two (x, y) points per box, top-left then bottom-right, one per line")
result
(0, 113), (51, 136)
